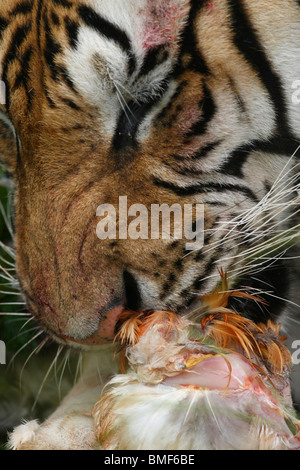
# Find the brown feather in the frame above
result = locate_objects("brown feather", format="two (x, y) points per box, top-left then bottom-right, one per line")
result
(115, 270), (291, 377)
(255, 320), (292, 373)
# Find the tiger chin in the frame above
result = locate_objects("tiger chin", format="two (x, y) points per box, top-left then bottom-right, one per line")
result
(1, 0), (300, 450)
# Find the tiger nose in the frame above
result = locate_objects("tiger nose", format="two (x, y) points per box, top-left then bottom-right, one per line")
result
(62, 270), (143, 346)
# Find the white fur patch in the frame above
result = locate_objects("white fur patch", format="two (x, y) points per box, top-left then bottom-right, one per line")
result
(64, 0), (190, 136)
(8, 420), (40, 450)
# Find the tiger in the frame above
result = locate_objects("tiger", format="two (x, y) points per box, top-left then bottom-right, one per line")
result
(1, 0), (300, 450)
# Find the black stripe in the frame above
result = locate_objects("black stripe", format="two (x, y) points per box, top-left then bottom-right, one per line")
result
(13, 46), (34, 108)
(220, 144), (253, 178)
(176, 0), (209, 76)
(165, 140), (222, 176)
(60, 97), (80, 110)
(56, 64), (78, 93)
(13, 46), (33, 89)
(0, 17), (9, 41)
(51, 11), (60, 26)
(36, 0), (43, 51)
(43, 10), (62, 81)
(228, 258), (290, 324)
(64, 17), (79, 49)
(113, 100), (156, 151)
(192, 252), (220, 291)
(78, 5), (130, 52)
(78, 5), (136, 75)
(50, 0), (73, 7)
(123, 271), (142, 312)
(112, 83), (169, 152)
(161, 161), (204, 177)
(220, 137), (300, 178)
(45, 89), (56, 108)
(165, 141), (221, 176)
(155, 80), (188, 123)
(185, 84), (216, 137)
(160, 272), (178, 299)
(189, 140), (223, 161)
(153, 178), (259, 203)
(228, 0), (291, 136)
(138, 46), (169, 78)
(2, 23), (31, 71)
(10, 1), (33, 16)
(2, 22), (32, 109)
(194, 221), (221, 262)
(178, 246), (225, 309)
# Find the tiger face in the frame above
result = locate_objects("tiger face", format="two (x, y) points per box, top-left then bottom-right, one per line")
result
(0, 0), (300, 347)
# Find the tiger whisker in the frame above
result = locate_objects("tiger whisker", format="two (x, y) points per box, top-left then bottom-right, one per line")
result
(185, 189), (300, 262)
(0, 201), (14, 240)
(19, 337), (49, 390)
(8, 326), (41, 345)
(0, 255), (16, 267)
(0, 241), (15, 258)
(113, 80), (135, 125)
(115, 80), (139, 103)
(74, 351), (83, 386)
(219, 218), (300, 262)
(0, 291), (25, 295)
(18, 316), (35, 331)
(8, 330), (45, 368)
(32, 345), (64, 410)
(224, 229), (300, 266)
(54, 344), (66, 390)
(58, 349), (71, 401)
(226, 252), (287, 281)
(0, 302), (26, 306)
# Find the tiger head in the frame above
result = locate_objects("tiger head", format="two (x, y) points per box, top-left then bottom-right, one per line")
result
(0, 0), (299, 347)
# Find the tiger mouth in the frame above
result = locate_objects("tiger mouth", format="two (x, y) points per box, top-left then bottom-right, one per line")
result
(60, 305), (126, 347)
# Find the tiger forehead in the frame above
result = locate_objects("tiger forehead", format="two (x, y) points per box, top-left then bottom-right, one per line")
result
(63, 0), (191, 101)
(76, 0), (191, 50)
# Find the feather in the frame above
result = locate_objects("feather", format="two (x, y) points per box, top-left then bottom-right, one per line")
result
(93, 270), (300, 450)
(198, 268), (267, 312)
(256, 320), (292, 374)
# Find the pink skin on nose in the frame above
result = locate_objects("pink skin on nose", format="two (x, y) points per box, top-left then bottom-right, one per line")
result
(62, 306), (124, 346)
